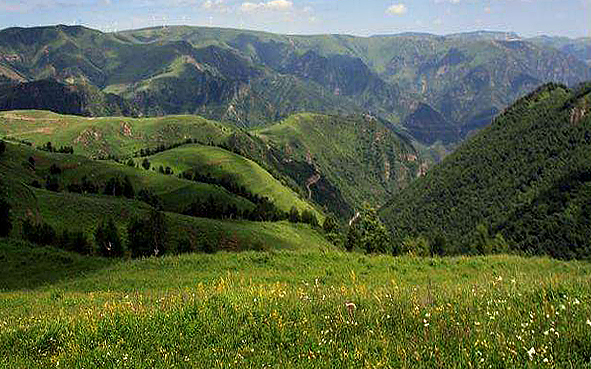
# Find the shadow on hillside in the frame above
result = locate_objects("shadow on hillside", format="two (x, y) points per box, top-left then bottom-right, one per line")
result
(0, 238), (111, 291)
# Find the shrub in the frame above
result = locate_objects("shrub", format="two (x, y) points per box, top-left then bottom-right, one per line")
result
(0, 197), (11, 237)
(288, 206), (300, 223)
(22, 218), (56, 245)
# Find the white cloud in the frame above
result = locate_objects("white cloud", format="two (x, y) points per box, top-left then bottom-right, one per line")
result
(201, 0), (228, 12)
(386, 3), (407, 15)
(240, 0), (293, 13)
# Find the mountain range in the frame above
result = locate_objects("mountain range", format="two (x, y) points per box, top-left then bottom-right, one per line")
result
(1, 25), (590, 145)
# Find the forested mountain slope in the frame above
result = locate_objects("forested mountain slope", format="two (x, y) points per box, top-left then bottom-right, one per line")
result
(380, 83), (591, 259)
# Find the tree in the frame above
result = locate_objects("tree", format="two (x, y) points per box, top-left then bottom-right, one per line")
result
(127, 209), (167, 258)
(45, 175), (60, 192)
(345, 204), (391, 254)
(95, 218), (123, 257)
(288, 206), (300, 223)
(141, 158), (151, 170)
(322, 214), (339, 233)
(122, 176), (135, 199)
(0, 140), (6, 155)
(301, 210), (319, 227)
(0, 197), (11, 237)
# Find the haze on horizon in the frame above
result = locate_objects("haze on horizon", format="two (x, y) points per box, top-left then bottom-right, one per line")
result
(0, 0), (589, 39)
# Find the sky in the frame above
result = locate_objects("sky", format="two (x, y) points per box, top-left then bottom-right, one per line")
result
(0, 0), (589, 38)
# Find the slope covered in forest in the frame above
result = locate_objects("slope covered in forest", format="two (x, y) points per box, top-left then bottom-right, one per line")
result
(380, 83), (591, 259)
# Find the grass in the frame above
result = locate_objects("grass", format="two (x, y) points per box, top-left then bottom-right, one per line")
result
(0, 110), (234, 158)
(148, 144), (320, 217)
(0, 141), (254, 218)
(0, 142), (330, 257)
(1, 240), (590, 368)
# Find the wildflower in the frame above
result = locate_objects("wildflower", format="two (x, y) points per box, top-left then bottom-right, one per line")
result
(345, 302), (356, 317)
(423, 319), (429, 327)
(586, 319), (591, 327)
(527, 347), (536, 360)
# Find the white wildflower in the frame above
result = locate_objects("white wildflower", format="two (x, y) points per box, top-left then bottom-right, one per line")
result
(527, 347), (536, 360)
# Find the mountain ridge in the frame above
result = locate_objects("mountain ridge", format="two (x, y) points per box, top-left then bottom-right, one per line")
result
(1, 25), (589, 144)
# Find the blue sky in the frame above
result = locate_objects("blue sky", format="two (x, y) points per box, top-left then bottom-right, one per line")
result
(0, 0), (589, 38)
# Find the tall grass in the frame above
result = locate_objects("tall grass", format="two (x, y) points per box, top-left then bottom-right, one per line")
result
(1, 245), (590, 368)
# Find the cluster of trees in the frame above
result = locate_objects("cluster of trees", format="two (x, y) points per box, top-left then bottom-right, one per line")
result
(37, 141), (74, 154)
(288, 206), (320, 227)
(181, 170), (269, 206)
(183, 195), (288, 222)
(133, 158), (174, 176)
(22, 217), (92, 254)
(19, 209), (168, 258)
(345, 205), (392, 254)
(136, 139), (200, 157)
(94, 211), (167, 258)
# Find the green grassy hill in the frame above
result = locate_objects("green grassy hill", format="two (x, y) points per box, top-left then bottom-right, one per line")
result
(0, 109), (425, 219)
(148, 144), (319, 217)
(256, 113), (423, 217)
(0, 141), (331, 255)
(2, 25), (591, 144)
(0, 110), (234, 158)
(380, 83), (591, 259)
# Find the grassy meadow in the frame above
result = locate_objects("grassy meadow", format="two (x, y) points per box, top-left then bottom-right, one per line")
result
(148, 144), (319, 216)
(1, 240), (590, 368)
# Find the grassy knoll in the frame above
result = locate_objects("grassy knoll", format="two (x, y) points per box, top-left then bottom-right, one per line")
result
(1, 242), (590, 368)
(0, 110), (234, 158)
(0, 141), (253, 217)
(0, 142), (329, 257)
(148, 144), (320, 217)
